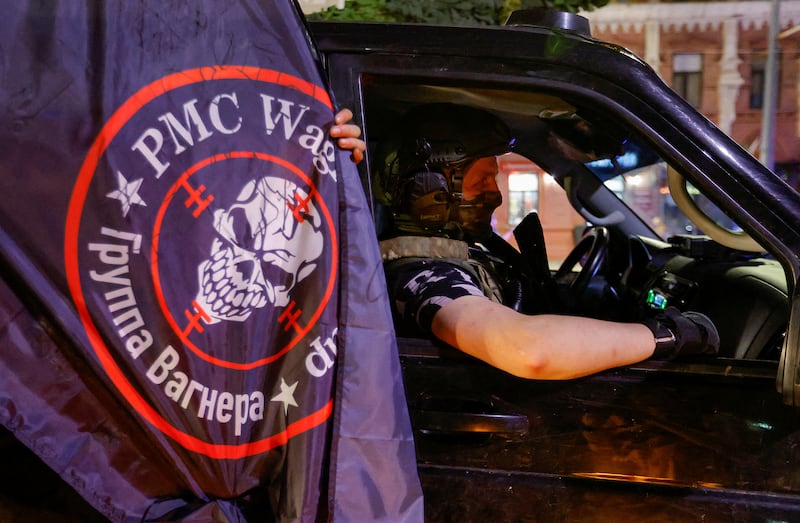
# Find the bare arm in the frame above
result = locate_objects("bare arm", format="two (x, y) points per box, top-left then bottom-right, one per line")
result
(330, 108), (366, 164)
(431, 295), (656, 380)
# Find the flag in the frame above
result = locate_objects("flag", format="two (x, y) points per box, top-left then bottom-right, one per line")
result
(0, 1), (423, 520)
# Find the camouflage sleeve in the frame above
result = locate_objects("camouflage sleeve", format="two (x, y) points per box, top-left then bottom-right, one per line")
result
(384, 258), (485, 335)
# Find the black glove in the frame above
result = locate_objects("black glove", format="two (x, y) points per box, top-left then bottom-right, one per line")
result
(642, 307), (720, 359)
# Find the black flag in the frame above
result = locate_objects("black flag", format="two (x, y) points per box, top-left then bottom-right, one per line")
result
(0, 1), (423, 520)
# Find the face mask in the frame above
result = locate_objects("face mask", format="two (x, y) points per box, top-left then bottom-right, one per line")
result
(453, 190), (502, 241)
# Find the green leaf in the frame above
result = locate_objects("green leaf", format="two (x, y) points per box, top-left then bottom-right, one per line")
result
(308, 0), (609, 24)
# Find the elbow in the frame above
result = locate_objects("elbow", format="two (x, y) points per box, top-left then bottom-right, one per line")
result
(505, 350), (582, 381)
(508, 351), (551, 380)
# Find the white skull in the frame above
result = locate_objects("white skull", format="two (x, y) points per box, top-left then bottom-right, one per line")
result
(195, 176), (324, 324)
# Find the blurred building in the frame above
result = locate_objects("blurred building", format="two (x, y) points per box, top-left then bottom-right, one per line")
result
(585, 1), (800, 179)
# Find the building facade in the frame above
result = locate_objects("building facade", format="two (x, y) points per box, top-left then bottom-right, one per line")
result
(585, 1), (800, 176)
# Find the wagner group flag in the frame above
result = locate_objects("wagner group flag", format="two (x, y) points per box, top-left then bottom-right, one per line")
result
(0, 1), (423, 521)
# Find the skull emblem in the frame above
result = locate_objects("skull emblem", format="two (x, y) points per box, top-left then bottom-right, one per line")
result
(195, 176), (324, 324)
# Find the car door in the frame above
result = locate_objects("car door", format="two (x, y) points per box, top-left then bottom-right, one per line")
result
(312, 18), (800, 521)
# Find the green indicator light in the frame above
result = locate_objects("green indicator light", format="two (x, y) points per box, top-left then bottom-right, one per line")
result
(646, 289), (668, 309)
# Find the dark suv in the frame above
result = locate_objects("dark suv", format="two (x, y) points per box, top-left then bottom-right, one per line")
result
(310, 10), (800, 521)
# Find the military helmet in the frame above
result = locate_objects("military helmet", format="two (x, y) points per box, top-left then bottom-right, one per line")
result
(395, 103), (512, 177)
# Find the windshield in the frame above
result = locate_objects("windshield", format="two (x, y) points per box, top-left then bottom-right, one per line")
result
(586, 139), (743, 241)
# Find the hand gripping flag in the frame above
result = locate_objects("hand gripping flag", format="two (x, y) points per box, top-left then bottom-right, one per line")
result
(0, 1), (423, 521)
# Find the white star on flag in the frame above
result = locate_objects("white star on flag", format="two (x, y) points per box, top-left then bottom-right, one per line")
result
(271, 378), (299, 415)
(106, 171), (146, 217)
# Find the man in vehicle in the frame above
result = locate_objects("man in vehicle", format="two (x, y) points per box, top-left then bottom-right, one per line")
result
(374, 103), (719, 379)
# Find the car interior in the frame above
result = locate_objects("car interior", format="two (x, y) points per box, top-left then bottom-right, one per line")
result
(359, 74), (789, 361)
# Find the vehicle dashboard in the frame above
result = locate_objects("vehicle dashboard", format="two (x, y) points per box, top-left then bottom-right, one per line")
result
(607, 234), (788, 360)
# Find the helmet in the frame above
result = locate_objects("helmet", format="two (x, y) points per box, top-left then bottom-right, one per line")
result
(374, 103), (513, 238)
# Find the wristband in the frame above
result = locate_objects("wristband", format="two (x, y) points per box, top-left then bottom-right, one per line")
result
(642, 318), (677, 358)
(653, 329), (677, 357)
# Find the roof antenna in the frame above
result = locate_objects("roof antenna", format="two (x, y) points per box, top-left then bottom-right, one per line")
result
(505, 8), (592, 37)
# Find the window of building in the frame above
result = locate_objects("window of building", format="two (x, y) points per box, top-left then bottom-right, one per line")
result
(750, 54), (781, 110)
(672, 53), (703, 108)
(507, 173), (538, 225)
(751, 58), (765, 109)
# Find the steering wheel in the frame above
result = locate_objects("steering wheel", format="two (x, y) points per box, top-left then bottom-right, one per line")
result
(554, 226), (610, 300)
